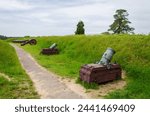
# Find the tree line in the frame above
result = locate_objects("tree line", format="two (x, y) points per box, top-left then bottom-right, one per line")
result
(0, 35), (7, 40)
(75, 9), (135, 35)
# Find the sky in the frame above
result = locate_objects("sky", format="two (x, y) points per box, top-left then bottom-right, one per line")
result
(0, 0), (150, 36)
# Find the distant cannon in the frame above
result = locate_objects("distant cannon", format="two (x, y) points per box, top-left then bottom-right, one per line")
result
(20, 39), (37, 46)
(41, 43), (59, 55)
(12, 39), (37, 46)
(80, 48), (121, 84)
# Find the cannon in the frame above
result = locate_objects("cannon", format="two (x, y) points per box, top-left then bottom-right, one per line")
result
(80, 48), (121, 84)
(40, 43), (59, 55)
(12, 39), (37, 46)
(20, 39), (37, 46)
(12, 40), (28, 43)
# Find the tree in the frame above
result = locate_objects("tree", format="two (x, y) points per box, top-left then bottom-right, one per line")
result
(108, 9), (134, 34)
(75, 21), (85, 35)
(0, 35), (7, 40)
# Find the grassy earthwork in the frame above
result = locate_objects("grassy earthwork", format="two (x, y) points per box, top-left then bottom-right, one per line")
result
(18, 34), (150, 98)
(0, 40), (39, 98)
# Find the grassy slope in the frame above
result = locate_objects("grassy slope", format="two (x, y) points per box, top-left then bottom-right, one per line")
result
(22, 34), (150, 98)
(0, 40), (39, 98)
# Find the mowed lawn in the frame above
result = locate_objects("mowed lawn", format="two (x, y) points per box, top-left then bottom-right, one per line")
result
(0, 40), (39, 98)
(20, 34), (150, 98)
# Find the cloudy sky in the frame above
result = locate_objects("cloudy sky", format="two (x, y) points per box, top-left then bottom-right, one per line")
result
(0, 0), (150, 36)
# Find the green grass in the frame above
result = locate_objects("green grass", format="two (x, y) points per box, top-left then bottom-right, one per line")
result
(20, 34), (150, 98)
(0, 40), (39, 98)
(76, 78), (99, 89)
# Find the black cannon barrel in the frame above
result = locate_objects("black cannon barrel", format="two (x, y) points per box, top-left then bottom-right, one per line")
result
(21, 39), (37, 46)
(12, 40), (28, 43)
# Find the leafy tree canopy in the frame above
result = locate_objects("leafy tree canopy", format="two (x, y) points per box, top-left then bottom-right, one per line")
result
(75, 21), (85, 35)
(108, 9), (134, 34)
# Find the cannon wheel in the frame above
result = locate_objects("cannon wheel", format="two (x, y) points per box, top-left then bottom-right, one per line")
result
(29, 39), (37, 45)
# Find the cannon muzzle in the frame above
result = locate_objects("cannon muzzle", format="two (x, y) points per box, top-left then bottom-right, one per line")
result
(49, 43), (57, 49)
(98, 48), (116, 67)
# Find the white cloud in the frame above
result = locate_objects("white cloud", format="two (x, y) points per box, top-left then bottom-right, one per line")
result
(0, 0), (34, 10)
(0, 0), (150, 36)
(57, 3), (114, 18)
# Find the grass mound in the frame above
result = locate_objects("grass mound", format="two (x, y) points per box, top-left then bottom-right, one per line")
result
(21, 34), (150, 98)
(0, 40), (39, 98)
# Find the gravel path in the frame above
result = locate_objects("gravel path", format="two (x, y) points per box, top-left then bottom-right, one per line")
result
(11, 44), (83, 99)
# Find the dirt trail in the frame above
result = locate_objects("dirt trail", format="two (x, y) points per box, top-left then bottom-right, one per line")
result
(11, 44), (84, 99)
(11, 44), (126, 99)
